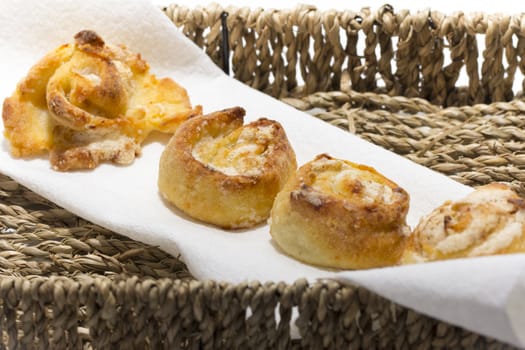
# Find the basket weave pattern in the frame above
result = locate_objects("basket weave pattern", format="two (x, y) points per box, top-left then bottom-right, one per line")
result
(166, 4), (525, 196)
(0, 4), (521, 348)
(167, 4), (525, 104)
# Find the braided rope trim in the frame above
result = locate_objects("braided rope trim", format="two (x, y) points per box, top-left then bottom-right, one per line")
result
(1, 96), (520, 348)
(283, 89), (525, 196)
(0, 275), (514, 349)
(1, 99), (519, 346)
(165, 4), (525, 106)
(0, 4), (522, 348)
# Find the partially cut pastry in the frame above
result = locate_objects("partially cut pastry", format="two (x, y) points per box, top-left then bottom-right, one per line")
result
(402, 183), (525, 263)
(2, 30), (200, 170)
(158, 107), (297, 229)
(270, 154), (411, 269)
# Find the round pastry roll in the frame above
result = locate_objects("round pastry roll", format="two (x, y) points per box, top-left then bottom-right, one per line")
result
(402, 183), (525, 264)
(2, 30), (200, 171)
(269, 154), (411, 269)
(158, 107), (297, 229)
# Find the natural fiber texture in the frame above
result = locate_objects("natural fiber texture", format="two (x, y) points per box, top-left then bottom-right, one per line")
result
(0, 273), (514, 349)
(166, 3), (525, 196)
(0, 174), (192, 280)
(0, 4), (522, 348)
(0, 172), (517, 349)
(166, 3), (525, 105)
(284, 90), (525, 197)
(0, 172), (516, 349)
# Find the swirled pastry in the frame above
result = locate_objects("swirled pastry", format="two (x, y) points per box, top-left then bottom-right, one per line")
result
(2, 30), (200, 171)
(158, 107), (297, 229)
(269, 154), (410, 269)
(402, 183), (525, 264)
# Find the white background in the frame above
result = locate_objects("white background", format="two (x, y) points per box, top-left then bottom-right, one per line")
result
(156, 0), (525, 91)
(155, 0), (520, 15)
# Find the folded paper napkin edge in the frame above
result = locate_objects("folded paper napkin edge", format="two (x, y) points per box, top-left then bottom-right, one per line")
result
(506, 270), (525, 348)
(333, 255), (525, 348)
(0, 0), (523, 348)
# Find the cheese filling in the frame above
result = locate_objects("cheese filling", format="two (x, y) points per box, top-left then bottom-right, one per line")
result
(308, 157), (397, 205)
(416, 186), (525, 258)
(192, 124), (276, 176)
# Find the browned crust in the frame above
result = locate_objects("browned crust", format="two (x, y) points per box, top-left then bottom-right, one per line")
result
(74, 30), (105, 47)
(50, 147), (98, 171)
(170, 107), (249, 189)
(292, 154), (409, 229)
(47, 91), (125, 131)
(2, 30), (199, 170)
(270, 154), (410, 269)
(158, 107), (297, 229)
(403, 183), (525, 263)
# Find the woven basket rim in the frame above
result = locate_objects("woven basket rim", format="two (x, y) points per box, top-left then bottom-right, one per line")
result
(0, 3), (522, 348)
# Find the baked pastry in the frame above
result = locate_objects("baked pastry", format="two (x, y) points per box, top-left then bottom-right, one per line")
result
(2, 30), (200, 171)
(158, 107), (297, 229)
(402, 183), (525, 263)
(269, 154), (411, 269)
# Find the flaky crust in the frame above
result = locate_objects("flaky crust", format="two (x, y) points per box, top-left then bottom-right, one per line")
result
(2, 30), (200, 171)
(269, 154), (410, 269)
(402, 183), (525, 263)
(158, 107), (297, 229)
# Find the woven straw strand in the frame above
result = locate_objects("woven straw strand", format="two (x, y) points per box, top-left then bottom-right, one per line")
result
(0, 4), (523, 348)
(0, 174), (192, 280)
(281, 88), (525, 196)
(166, 4), (525, 106)
(0, 276), (514, 349)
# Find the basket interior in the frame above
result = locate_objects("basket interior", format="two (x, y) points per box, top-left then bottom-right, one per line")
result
(0, 4), (521, 349)
(167, 4), (525, 105)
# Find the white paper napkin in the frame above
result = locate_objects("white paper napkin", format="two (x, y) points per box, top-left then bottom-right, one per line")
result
(0, 0), (523, 347)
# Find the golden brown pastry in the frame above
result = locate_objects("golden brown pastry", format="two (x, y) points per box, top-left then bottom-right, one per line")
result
(269, 154), (410, 269)
(158, 107), (297, 229)
(2, 30), (200, 171)
(402, 183), (525, 264)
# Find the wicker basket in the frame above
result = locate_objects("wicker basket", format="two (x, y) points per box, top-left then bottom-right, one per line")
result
(0, 3), (522, 349)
